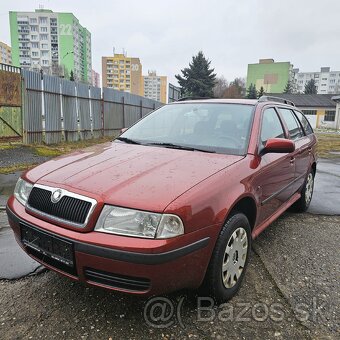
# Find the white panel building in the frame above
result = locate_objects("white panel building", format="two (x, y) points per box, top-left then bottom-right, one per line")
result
(294, 67), (340, 94)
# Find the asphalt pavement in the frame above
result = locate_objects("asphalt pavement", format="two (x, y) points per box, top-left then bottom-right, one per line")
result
(308, 158), (340, 215)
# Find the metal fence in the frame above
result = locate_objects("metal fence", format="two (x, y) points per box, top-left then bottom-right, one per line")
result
(20, 69), (163, 144)
(168, 83), (181, 103)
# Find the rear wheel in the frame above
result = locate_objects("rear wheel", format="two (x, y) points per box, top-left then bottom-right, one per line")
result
(291, 170), (315, 212)
(202, 213), (251, 303)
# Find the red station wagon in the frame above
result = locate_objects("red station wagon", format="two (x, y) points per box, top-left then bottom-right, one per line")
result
(7, 96), (317, 302)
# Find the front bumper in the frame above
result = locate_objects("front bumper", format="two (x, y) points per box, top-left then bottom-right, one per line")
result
(6, 196), (219, 295)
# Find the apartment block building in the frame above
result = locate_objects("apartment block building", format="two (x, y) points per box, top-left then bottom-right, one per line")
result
(246, 59), (295, 93)
(9, 9), (92, 83)
(91, 69), (100, 87)
(0, 41), (12, 65)
(102, 54), (143, 95)
(143, 71), (167, 103)
(294, 67), (340, 94)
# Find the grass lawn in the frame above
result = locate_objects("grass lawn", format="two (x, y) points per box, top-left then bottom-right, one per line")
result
(315, 132), (340, 159)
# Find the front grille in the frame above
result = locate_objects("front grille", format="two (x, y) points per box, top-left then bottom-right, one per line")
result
(84, 268), (151, 292)
(27, 186), (93, 226)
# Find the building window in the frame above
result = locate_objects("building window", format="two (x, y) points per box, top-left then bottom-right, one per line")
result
(40, 34), (48, 40)
(32, 51), (39, 57)
(39, 17), (48, 24)
(324, 111), (335, 122)
(40, 27), (48, 32)
(31, 42), (39, 48)
(302, 110), (317, 116)
(30, 18), (37, 24)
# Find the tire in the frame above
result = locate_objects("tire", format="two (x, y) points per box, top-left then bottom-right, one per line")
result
(291, 170), (315, 212)
(201, 213), (251, 303)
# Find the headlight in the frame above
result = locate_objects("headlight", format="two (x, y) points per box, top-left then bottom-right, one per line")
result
(95, 205), (184, 239)
(14, 178), (33, 206)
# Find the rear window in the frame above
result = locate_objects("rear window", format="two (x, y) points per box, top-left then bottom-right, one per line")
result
(294, 110), (313, 135)
(279, 108), (304, 140)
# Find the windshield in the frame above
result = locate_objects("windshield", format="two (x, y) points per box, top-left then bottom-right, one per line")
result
(119, 103), (255, 155)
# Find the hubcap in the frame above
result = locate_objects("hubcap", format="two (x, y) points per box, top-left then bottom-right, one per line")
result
(222, 227), (248, 288)
(305, 173), (314, 205)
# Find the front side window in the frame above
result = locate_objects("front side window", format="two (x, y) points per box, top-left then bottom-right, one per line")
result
(260, 108), (285, 146)
(294, 111), (313, 135)
(120, 103), (254, 155)
(279, 108), (304, 140)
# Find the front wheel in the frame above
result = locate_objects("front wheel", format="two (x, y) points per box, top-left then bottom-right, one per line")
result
(201, 213), (251, 303)
(291, 170), (315, 212)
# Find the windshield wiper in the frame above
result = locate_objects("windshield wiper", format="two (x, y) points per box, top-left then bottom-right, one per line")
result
(116, 137), (142, 145)
(146, 142), (216, 153)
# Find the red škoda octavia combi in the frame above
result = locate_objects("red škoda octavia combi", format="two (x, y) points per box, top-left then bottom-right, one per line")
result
(7, 97), (317, 302)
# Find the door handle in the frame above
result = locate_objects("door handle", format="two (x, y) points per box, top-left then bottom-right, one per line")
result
(290, 157), (295, 164)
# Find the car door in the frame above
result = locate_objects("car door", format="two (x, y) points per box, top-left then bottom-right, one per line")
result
(278, 108), (311, 193)
(254, 107), (296, 225)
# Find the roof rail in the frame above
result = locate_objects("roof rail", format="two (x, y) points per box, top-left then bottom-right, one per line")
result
(177, 96), (212, 101)
(258, 96), (295, 107)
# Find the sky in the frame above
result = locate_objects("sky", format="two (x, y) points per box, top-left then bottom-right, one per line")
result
(1, 0), (340, 85)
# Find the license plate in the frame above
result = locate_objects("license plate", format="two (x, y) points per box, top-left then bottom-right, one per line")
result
(21, 224), (74, 267)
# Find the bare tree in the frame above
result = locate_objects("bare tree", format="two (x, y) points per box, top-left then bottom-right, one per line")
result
(213, 76), (228, 98)
(223, 77), (246, 98)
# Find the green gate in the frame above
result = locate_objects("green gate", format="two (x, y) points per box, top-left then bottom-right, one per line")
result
(0, 64), (22, 142)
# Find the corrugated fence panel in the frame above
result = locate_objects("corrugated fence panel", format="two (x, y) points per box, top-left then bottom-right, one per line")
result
(20, 71), (162, 144)
(43, 74), (62, 144)
(103, 88), (124, 136)
(61, 79), (78, 142)
(77, 83), (91, 140)
(90, 86), (102, 139)
(22, 69), (43, 144)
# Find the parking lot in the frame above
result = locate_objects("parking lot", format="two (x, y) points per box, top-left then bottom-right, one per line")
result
(0, 155), (339, 339)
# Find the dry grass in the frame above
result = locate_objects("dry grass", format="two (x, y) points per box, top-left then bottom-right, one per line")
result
(0, 163), (39, 174)
(316, 132), (340, 158)
(33, 137), (113, 157)
(0, 137), (113, 174)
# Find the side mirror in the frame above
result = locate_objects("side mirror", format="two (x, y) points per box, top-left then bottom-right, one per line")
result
(262, 138), (295, 154)
(120, 127), (128, 135)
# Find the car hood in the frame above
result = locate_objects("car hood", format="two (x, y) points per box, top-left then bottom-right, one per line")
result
(26, 142), (243, 212)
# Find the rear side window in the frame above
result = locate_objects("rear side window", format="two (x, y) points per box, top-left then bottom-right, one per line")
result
(294, 110), (313, 135)
(279, 108), (304, 140)
(260, 108), (285, 146)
